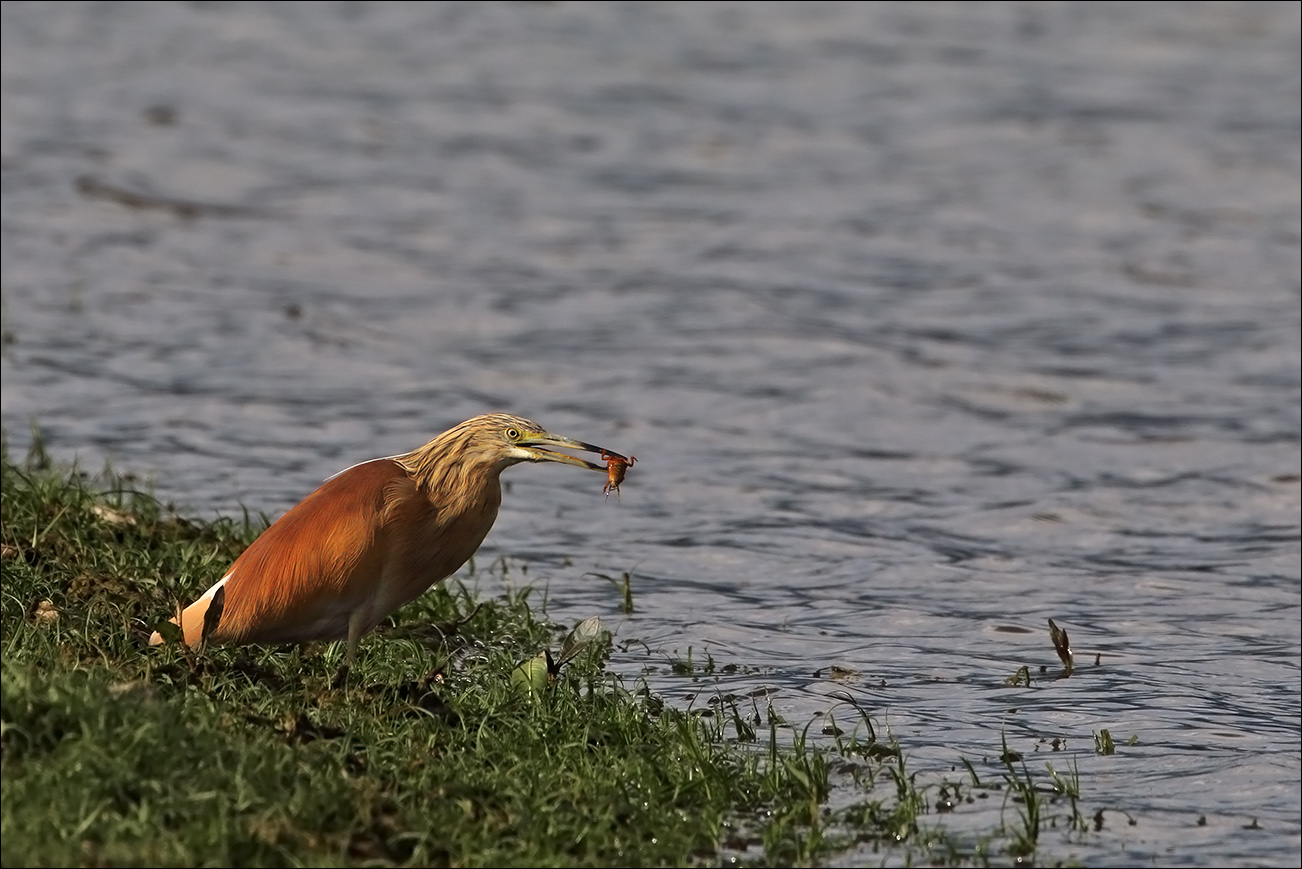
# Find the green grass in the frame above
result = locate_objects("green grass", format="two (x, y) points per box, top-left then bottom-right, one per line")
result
(2, 434), (1100, 866)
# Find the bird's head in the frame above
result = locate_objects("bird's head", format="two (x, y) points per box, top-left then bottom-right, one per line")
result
(420, 413), (630, 477)
(498, 416), (624, 470)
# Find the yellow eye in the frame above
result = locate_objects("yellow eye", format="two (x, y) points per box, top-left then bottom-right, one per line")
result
(506, 428), (520, 441)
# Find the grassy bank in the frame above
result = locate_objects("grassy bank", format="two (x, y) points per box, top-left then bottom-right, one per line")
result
(1, 437), (1093, 866)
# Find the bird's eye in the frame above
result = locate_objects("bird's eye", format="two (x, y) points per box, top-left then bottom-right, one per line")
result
(506, 428), (520, 441)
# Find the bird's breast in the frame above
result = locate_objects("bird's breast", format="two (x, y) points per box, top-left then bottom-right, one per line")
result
(371, 484), (501, 615)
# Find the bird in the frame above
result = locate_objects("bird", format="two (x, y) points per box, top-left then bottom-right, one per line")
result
(149, 413), (629, 664)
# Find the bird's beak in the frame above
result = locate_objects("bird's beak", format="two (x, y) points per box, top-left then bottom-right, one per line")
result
(517, 431), (630, 471)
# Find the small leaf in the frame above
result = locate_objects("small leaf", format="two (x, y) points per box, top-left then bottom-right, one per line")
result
(556, 616), (608, 666)
(511, 652), (551, 700)
(1049, 618), (1073, 671)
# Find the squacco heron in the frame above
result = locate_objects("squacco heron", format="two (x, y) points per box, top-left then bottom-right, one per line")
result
(149, 413), (629, 663)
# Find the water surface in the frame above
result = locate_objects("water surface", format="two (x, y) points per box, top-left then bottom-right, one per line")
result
(3, 2), (1299, 865)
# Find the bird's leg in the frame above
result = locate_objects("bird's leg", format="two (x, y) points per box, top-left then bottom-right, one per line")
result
(330, 611), (368, 689)
(346, 611), (367, 667)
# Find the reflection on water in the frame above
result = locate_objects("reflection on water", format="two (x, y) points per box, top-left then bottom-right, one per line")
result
(3, 2), (1298, 865)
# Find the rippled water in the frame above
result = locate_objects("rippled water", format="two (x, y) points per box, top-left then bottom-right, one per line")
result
(3, 2), (1299, 865)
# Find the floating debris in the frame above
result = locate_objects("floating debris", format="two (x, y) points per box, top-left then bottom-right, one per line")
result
(75, 175), (266, 220)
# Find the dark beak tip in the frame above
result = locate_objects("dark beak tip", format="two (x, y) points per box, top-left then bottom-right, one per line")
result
(587, 442), (630, 462)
